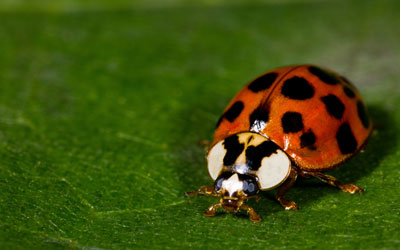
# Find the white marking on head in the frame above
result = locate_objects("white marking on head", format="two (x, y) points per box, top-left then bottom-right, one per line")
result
(256, 149), (291, 190)
(221, 174), (243, 196)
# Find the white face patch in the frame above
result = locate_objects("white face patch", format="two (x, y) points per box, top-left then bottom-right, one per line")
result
(256, 149), (291, 190)
(207, 141), (226, 180)
(221, 173), (243, 196)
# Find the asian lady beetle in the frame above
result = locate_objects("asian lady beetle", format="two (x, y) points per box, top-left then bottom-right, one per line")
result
(187, 64), (372, 222)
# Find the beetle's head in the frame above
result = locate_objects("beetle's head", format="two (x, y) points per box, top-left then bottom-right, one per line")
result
(214, 171), (259, 212)
(186, 132), (291, 222)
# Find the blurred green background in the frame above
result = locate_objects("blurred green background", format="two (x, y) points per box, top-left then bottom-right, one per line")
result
(0, 0), (399, 249)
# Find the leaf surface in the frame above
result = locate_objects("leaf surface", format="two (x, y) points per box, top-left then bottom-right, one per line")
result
(0, 0), (399, 248)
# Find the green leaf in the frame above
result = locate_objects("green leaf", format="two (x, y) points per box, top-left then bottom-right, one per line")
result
(1, 0), (399, 248)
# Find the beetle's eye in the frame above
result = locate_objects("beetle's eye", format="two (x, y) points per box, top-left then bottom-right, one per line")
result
(214, 177), (224, 191)
(242, 177), (258, 196)
(214, 171), (234, 192)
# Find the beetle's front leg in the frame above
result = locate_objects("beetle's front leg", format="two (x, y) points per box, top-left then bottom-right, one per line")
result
(204, 202), (222, 217)
(300, 171), (363, 194)
(276, 167), (299, 210)
(186, 186), (219, 197)
(240, 204), (261, 222)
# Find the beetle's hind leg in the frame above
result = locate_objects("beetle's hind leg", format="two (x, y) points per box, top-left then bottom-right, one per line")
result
(300, 171), (363, 194)
(276, 167), (299, 210)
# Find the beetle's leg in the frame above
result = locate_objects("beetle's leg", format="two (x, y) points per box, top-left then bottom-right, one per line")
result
(186, 186), (219, 197)
(240, 204), (261, 222)
(204, 202), (222, 217)
(246, 195), (261, 201)
(276, 167), (299, 210)
(300, 171), (363, 194)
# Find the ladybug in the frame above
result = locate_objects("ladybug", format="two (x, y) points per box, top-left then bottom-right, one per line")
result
(187, 64), (372, 222)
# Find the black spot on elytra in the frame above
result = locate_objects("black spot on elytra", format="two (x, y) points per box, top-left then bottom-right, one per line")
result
(225, 101), (244, 122)
(308, 66), (340, 85)
(357, 101), (370, 129)
(223, 134), (245, 166)
(249, 106), (269, 131)
(216, 101), (244, 128)
(343, 85), (356, 98)
(281, 112), (303, 133)
(300, 130), (316, 149)
(321, 94), (345, 119)
(248, 72), (278, 92)
(336, 122), (357, 154)
(247, 135), (254, 144)
(281, 77), (314, 100)
(245, 140), (280, 170)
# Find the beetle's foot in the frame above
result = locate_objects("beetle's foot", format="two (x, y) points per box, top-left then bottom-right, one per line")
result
(240, 205), (261, 222)
(340, 183), (363, 194)
(204, 203), (222, 217)
(204, 208), (215, 217)
(249, 212), (261, 222)
(277, 197), (298, 210)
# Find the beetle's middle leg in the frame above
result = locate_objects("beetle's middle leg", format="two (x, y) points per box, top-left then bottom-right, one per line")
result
(276, 167), (299, 210)
(300, 170), (363, 194)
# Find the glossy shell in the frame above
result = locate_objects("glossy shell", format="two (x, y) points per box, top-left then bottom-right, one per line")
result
(213, 65), (372, 171)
